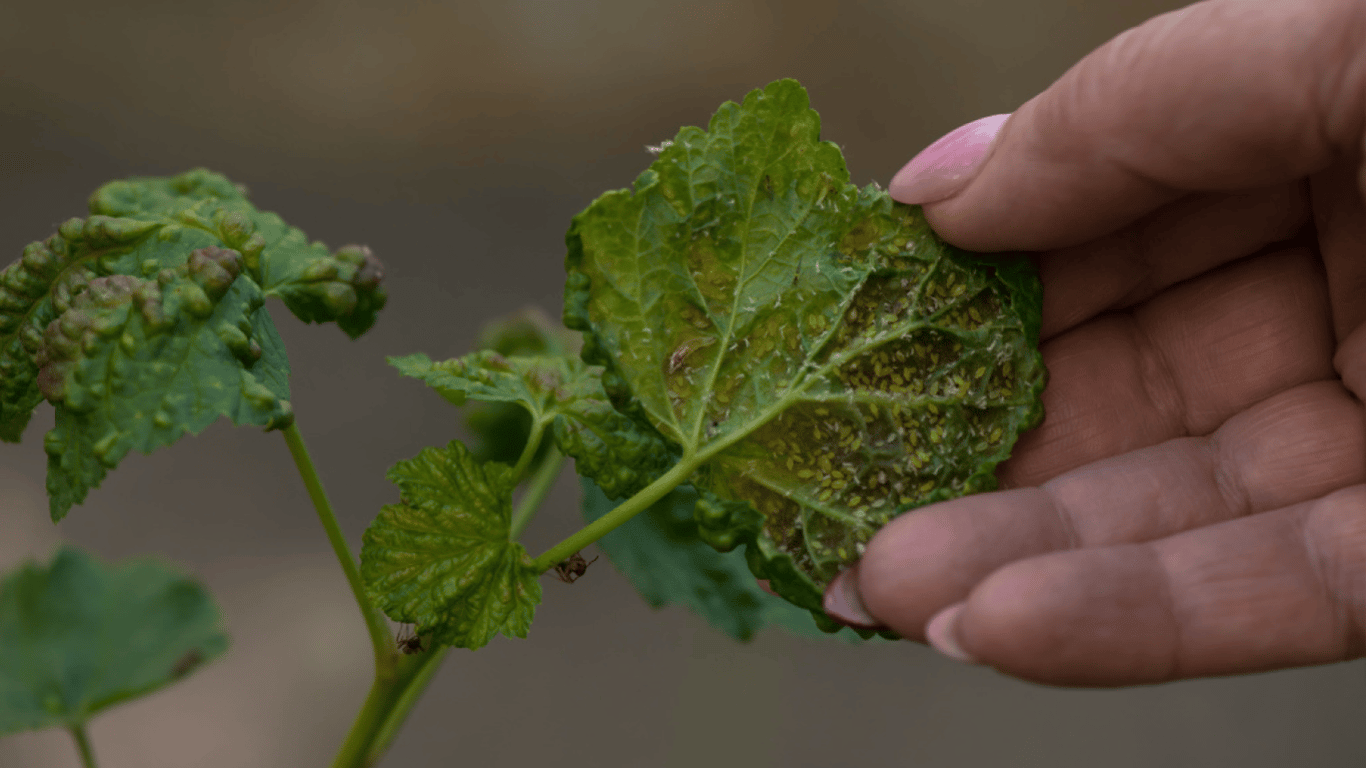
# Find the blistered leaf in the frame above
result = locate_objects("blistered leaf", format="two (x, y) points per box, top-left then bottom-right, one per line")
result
(36, 249), (291, 521)
(0, 547), (227, 735)
(391, 352), (672, 499)
(0, 169), (384, 518)
(360, 442), (542, 649)
(88, 169), (387, 338)
(564, 79), (1046, 617)
(1, 217), (159, 442)
(581, 478), (850, 641)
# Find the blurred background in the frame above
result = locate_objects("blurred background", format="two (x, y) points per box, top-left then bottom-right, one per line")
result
(2, 0), (1364, 766)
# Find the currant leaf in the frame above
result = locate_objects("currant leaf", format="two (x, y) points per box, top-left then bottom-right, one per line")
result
(360, 442), (542, 650)
(563, 79), (1046, 617)
(0, 547), (227, 734)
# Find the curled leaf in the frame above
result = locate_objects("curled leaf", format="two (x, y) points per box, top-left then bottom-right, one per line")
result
(38, 248), (291, 521)
(1, 169), (382, 519)
(564, 79), (1046, 617)
(88, 169), (387, 339)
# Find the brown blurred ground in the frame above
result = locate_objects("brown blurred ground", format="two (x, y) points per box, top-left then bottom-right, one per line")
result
(2, 1), (1365, 766)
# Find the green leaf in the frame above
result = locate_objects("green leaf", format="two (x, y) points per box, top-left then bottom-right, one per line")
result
(463, 308), (580, 463)
(36, 250), (292, 521)
(0, 546), (228, 735)
(581, 477), (857, 642)
(88, 169), (387, 338)
(563, 79), (1046, 616)
(390, 351), (672, 500)
(360, 442), (542, 650)
(1, 217), (159, 442)
(0, 169), (385, 518)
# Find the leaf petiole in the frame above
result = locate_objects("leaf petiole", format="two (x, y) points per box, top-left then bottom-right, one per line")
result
(68, 725), (97, 768)
(530, 457), (698, 573)
(281, 422), (394, 669)
(510, 446), (564, 540)
(508, 419), (548, 483)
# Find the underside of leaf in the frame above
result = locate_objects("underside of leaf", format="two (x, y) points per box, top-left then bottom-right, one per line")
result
(564, 79), (1046, 620)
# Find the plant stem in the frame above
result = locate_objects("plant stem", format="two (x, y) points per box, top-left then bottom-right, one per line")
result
(530, 457), (697, 572)
(68, 724), (97, 768)
(281, 423), (393, 669)
(509, 419), (547, 482)
(509, 447), (564, 539)
(332, 649), (448, 768)
(363, 646), (450, 765)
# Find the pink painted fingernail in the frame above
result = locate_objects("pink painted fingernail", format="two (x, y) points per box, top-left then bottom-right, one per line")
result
(925, 603), (978, 664)
(889, 113), (1010, 204)
(823, 567), (881, 628)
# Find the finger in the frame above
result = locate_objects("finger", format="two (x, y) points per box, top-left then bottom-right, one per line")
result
(1310, 153), (1366, 339)
(1037, 183), (1309, 339)
(1002, 246), (1333, 486)
(856, 379), (1366, 638)
(1338, 321), (1366, 400)
(946, 485), (1366, 686)
(909, 0), (1366, 251)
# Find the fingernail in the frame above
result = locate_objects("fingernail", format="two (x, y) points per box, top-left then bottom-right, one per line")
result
(889, 113), (1010, 204)
(924, 603), (978, 664)
(823, 567), (881, 628)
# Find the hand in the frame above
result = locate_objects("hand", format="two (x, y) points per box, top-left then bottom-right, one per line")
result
(823, 0), (1366, 686)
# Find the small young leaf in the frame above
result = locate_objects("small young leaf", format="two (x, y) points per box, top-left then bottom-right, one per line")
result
(0, 546), (227, 735)
(463, 308), (579, 463)
(564, 79), (1047, 617)
(580, 477), (848, 642)
(390, 352), (672, 499)
(36, 250), (291, 521)
(360, 442), (542, 650)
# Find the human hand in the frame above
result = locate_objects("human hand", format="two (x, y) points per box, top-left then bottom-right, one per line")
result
(822, 0), (1366, 686)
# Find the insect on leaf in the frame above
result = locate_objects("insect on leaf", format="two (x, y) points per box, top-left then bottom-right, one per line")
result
(0, 546), (228, 735)
(564, 79), (1046, 620)
(360, 441), (542, 650)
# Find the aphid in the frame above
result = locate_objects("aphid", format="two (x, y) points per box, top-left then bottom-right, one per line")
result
(396, 624), (426, 655)
(667, 336), (715, 375)
(554, 552), (600, 584)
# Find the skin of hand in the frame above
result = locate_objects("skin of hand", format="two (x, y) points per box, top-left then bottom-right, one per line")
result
(821, 0), (1366, 686)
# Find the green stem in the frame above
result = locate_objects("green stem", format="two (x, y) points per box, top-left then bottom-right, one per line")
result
(281, 423), (393, 669)
(509, 420), (547, 482)
(530, 457), (698, 572)
(332, 649), (447, 768)
(68, 724), (97, 768)
(364, 646), (450, 765)
(510, 447), (565, 539)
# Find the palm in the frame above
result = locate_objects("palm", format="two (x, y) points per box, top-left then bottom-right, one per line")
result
(859, 169), (1366, 686)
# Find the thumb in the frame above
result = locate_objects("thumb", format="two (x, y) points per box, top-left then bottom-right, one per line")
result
(889, 0), (1366, 251)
